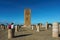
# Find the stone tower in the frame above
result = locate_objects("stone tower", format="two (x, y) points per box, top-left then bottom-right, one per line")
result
(24, 8), (31, 27)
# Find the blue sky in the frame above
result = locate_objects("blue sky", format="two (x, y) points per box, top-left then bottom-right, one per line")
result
(0, 0), (60, 24)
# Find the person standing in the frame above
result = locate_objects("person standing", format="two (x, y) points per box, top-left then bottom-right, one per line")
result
(11, 23), (15, 37)
(8, 24), (12, 39)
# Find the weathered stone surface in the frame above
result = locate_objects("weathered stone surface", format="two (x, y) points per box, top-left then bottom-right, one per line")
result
(31, 25), (34, 30)
(15, 25), (18, 32)
(36, 25), (39, 32)
(45, 22), (48, 30)
(52, 22), (59, 38)
(8, 29), (12, 39)
(24, 8), (31, 27)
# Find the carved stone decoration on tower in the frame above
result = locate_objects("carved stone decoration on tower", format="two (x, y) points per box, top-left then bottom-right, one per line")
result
(24, 8), (31, 27)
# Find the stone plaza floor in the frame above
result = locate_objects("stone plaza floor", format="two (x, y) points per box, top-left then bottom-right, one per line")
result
(0, 27), (60, 40)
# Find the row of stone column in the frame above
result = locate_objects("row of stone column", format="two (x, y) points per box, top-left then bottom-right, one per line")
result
(31, 22), (60, 38)
(31, 22), (49, 32)
(8, 25), (22, 39)
(46, 22), (60, 38)
(5, 22), (60, 39)
(0, 25), (21, 31)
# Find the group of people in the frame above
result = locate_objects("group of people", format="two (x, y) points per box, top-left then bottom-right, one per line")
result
(8, 23), (15, 37)
(8, 23), (14, 29)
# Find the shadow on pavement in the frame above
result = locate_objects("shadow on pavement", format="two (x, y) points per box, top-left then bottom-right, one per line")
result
(59, 34), (60, 37)
(14, 34), (32, 38)
(40, 30), (45, 31)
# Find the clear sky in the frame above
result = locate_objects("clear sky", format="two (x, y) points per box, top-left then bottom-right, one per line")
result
(0, 0), (60, 24)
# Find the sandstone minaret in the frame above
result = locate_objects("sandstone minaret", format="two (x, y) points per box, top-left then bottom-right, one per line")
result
(24, 8), (31, 27)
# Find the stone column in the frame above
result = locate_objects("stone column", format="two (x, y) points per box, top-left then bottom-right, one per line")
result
(17, 25), (19, 31)
(59, 24), (60, 32)
(1, 25), (4, 30)
(46, 22), (48, 30)
(8, 29), (12, 39)
(1, 25), (2, 30)
(32, 25), (34, 30)
(4, 25), (7, 30)
(15, 25), (18, 32)
(40, 23), (42, 28)
(36, 25), (39, 32)
(52, 22), (59, 38)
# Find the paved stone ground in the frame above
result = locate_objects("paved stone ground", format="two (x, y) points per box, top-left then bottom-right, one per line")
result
(0, 27), (60, 40)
